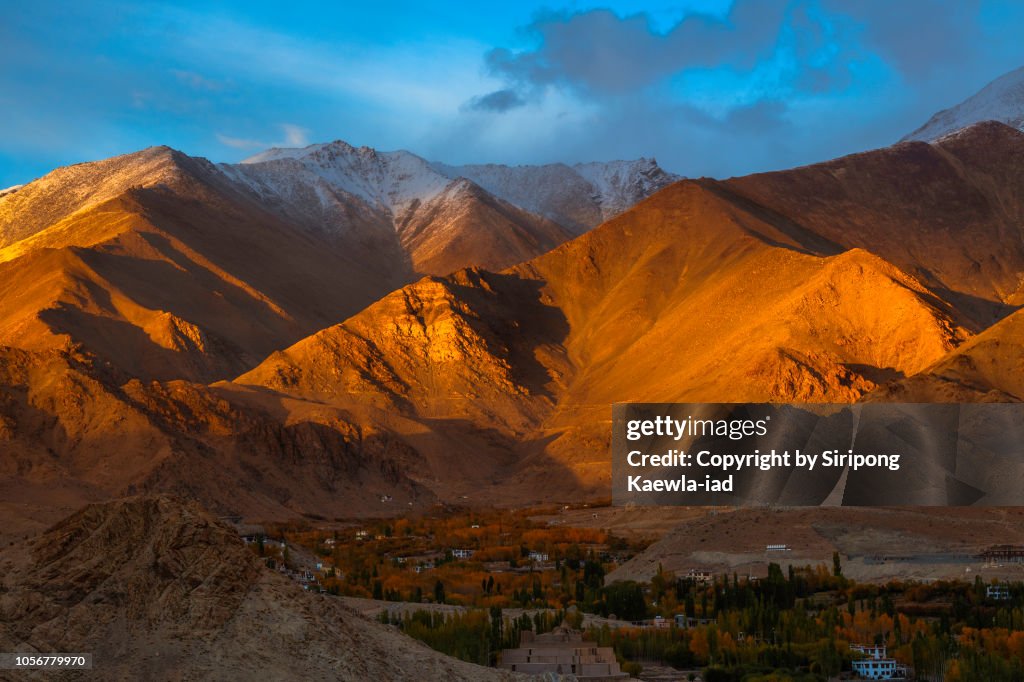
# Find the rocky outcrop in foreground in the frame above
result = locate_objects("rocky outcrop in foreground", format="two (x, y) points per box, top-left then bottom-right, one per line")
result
(0, 495), (521, 681)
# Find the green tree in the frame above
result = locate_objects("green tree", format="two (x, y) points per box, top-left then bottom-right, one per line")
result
(601, 581), (647, 621)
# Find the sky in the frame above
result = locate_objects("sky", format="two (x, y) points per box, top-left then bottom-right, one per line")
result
(1, 0), (1023, 188)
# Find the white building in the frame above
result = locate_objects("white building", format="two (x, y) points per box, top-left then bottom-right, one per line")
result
(850, 644), (908, 679)
(686, 569), (714, 584)
(987, 584), (1011, 600)
(452, 549), (475, 559)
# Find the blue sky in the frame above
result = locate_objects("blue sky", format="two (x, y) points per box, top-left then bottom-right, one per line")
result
(1, 1), (1022, 188)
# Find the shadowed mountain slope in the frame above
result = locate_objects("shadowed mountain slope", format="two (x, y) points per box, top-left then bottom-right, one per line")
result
(0, 346), (429, 535)
(722, 121), (1024, 328)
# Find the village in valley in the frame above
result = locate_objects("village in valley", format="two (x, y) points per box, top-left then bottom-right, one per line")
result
(230, 504), (1024, 681)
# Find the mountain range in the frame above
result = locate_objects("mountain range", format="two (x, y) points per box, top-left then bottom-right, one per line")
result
(0, 144), (675, 383)
(3, 117), (1024, 533)
(231, 121), (1024, 505)
(0, 144), (675, 532)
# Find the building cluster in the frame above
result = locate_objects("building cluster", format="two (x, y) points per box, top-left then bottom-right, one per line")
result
(241, 534), (332, 591)
(979, 545), (1024, 564)
(242, 534), (285, 550)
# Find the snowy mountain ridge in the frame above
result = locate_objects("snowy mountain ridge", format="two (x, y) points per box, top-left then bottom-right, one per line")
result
(235, 140), (680, 234)
(903, 65), (1024, 142)
(236, 141), (452, 217)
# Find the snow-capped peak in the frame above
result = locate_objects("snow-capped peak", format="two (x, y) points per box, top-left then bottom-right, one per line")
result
(431, 157), (680, 233)
(235, 140), (453, 215)
(903, 65), (1024, 142)
(226, 139), (679, 236)
(572, 157), (676, 218)
(240, 142), (334, 164)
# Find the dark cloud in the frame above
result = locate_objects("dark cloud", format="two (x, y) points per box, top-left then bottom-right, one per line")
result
(458, 0), (1024, 180)
(475, 1), (1023, 109)
(485, 4), (790, 96)
(786, 3), (862, 93)
(724, 100), (790, 131)
(537, 97), (800, 179)
(465, 88), (526, 112)
(822, 0), (984, 80)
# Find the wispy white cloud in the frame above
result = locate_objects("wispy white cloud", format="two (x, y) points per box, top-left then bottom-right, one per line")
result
(153, 8), (500, 120)
(170, 69), (225, 91)
(280, 123), (309, 146)
(215, 133), (265, 150)
(216, 123), (312, 151)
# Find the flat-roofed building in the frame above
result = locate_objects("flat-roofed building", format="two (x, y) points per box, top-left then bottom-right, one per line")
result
(499, 626), (630, 681)
(850, 644), (909, 679)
